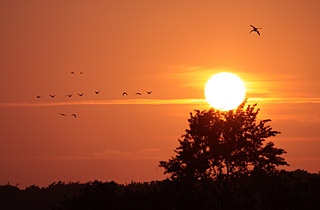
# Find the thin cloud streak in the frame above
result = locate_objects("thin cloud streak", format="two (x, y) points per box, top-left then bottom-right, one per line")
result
(0, 99), (206, 107)
(248, 98), (320, 104)
(0, 148), (170, 160)
(1, 97), (320, 107)
(0, 156), (163, 160)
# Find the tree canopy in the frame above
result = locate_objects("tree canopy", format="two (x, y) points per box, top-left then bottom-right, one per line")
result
(160, 101), (289, 182)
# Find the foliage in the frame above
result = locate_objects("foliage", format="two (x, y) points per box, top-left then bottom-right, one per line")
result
(0, 181), (85, 210)
(1, 171), (320, 210)
(160, 101), (289, 182)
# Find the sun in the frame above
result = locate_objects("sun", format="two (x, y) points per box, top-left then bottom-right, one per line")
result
(205, 72), (246, 111)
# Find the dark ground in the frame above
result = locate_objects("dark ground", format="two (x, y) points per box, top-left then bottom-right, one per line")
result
(1, 169), (320, 210)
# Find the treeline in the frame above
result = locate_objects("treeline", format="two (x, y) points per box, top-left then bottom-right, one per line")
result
(1, 169), (320, 210)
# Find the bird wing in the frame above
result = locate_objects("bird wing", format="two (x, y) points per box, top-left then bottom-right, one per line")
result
(257, 30), (260, 36)
(250, 25), (255, 28)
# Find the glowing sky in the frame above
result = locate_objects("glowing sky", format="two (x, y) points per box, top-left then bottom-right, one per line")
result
(0, 0), (320, 187)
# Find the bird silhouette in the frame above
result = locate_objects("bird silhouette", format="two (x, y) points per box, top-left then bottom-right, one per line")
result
(36, 96), (41, 98)
(250, 25), (261, 36)
(67, 94), (73, 97)
(122, 92), (128, 96)
(71, 72), (74, 74)
(80, 72), (83, 74)
(146, 91), (153, 94)
(59, 113), (66, 116)
(77, 93), (84, 96)
(49, 94), (56, 98)
(135, 92), (142, 96)
(95, 91), (100, 94)
(71, 114), (77, 118)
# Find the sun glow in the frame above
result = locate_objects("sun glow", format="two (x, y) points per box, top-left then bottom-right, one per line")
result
(205, 72), (246, 111)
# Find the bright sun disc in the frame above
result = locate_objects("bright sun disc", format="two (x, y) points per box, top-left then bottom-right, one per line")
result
(205, 72), (246, 111)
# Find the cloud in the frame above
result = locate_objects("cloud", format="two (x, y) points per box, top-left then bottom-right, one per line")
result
(0, 148), (170, 160)
(89, 148), (169, 159)
(0, 99), (206, 107)
(1, 97), (320, 108)
(160, 66), (320, 99)
(248, 97), (320, 104)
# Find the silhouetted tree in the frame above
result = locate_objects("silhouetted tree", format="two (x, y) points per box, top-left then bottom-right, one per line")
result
(159, 101), (289, 182)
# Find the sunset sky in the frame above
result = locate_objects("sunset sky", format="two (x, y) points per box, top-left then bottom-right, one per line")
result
(1, 0), (320, 187)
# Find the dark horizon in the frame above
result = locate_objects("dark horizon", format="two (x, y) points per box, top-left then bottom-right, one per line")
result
(1, 0), (320, 189)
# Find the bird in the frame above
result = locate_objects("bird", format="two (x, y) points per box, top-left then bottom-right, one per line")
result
(122, 92), (128, 96)
(77, 93), (84, 96)
(49, 94), (56, 98)
(80, 72), (83, 74)
(36, 96), (41, 99)
(67, 94), (73, 97)
(95, 91), (100, 94)
(59, 113), (66, 116)
(71, 114), (77, 118)
(250, 25), (261, 36)
(135, 92), (142, 96)
(146, 91), (153, 94)
(71, 72), (75, 74)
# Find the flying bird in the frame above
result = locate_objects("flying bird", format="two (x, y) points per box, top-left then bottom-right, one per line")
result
(71, 72), (75, 74)
(71, 114), (77, 118)
(80, 72), (83, 74)
(135, 92), (142, 96)
(77, 93), (84, 96)
(49, 94), (56, 98)
(59, 113), (66, 116)
(146, 91), (153, 94)
(95, 91), (100, 94)
(250, 25), (262, 36)
(67, 94), (73, 97)
(122, 92), (128, 96)
(36, 96), (41, 98)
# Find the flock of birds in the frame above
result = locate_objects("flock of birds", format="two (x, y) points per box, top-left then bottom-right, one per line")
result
(35, 71), (153, 118)
(36, 25), (260, 118)
(36, 90), (153, 99)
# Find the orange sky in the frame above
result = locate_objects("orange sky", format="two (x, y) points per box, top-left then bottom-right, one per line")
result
(0, 0), (320, 187)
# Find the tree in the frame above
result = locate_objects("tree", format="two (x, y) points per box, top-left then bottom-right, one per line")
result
(159, 101), (289, 182)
